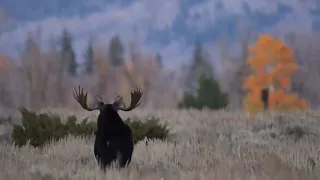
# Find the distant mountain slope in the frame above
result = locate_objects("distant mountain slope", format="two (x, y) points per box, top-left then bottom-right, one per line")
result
(0, 0), (319, 67)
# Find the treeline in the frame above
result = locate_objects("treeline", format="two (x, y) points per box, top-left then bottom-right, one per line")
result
(58, 30), (164, 77)
(0, 27), (229, 110)
(1, 26), (320, 111)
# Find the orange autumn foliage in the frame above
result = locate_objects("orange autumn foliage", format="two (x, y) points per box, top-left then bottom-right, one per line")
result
(242, 34), (308, 113)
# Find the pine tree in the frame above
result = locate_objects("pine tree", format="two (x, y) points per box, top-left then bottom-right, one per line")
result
(178, 74), (228, 110)
(179, 41), (228, 109)
(155, 53), (163, 69)
(84, 39), (94, 74)
(60, 28), (77, 76)
(108, 35), (124, 67)
(196, 74), (228, 109)
(184, 41), (213, 94)
(194, 42), (204, 63)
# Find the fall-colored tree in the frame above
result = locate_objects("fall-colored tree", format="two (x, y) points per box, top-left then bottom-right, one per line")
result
(243, 34), (308, 113)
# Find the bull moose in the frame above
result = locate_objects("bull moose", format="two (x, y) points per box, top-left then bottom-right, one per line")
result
(73, 86), (143, 170)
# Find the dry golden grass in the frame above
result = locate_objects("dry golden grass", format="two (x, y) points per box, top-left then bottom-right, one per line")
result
(1, 108), (320, 180)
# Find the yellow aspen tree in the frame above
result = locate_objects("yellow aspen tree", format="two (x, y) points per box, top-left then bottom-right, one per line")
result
(243, 34), (308, 113)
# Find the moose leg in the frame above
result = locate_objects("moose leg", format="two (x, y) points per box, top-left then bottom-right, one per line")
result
(117, 142), (134, 168)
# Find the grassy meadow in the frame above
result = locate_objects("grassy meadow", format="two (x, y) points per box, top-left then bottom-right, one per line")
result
(0, 108), (320, 180)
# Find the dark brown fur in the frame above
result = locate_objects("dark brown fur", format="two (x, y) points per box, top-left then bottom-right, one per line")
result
(94, 104), (134, 170)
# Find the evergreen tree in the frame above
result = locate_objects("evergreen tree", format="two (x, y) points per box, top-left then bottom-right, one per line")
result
(194, 41), (204, 63)
(60, 28), (77, 76)
(108, 35), (124, 67)
(196, 74), (228, 109)
(184, 41), (213, 94)
(178, 74), (228, 109)
(155, 53), (163, 69)
(179, 41), (228, 109)
(84, 39), (94, 74)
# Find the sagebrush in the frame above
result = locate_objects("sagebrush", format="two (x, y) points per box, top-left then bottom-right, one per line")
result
(11, 107), (171, 148)
(1, 108), (320, 180)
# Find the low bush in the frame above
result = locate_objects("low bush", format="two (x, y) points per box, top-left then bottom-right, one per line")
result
(12, 108), (96, 147)
(12, 108), (171, 148)
(124, 117), (171, 144)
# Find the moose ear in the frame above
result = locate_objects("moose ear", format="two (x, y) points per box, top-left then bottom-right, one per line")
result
(94, 95), (105, 111)
(112, 96), (123, 110)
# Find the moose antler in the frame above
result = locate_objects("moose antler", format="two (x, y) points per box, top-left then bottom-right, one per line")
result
(73, 85), (100, 111)
(115, 88), (143, 111)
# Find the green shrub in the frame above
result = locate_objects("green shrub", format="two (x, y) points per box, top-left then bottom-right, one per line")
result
(124, 117), (171, 144)
(178, 74), (228, 110)
(12, 108), (95, 148)
(12, 108), (171, 148)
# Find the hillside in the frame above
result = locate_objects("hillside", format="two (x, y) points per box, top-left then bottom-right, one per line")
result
(0, 0), (319, 67)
